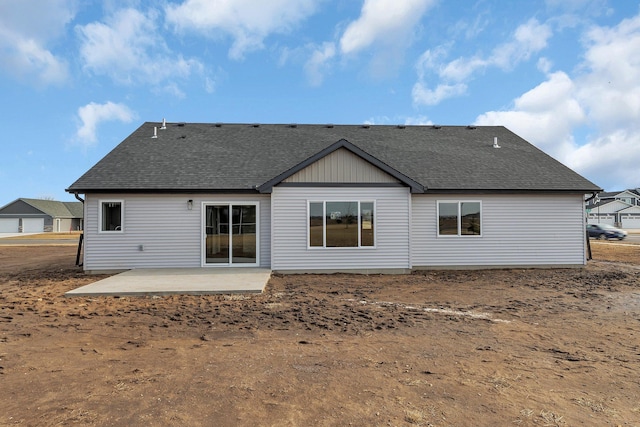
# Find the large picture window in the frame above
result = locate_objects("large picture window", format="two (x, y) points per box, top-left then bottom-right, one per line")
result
(100, 200), (123, 232)
(438, 201), (481, 236)
(309, 201), (375, 248)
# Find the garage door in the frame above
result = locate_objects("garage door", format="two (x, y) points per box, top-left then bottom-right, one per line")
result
(0, 218), (19, 232)
(22, 218), (44, 233)
(621, 216), (640, 229)
(587, 215), (615, 226)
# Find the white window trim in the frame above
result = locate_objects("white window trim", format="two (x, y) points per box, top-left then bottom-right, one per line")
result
(437, 200), (482, 237)
(98, 199), (124, 233)
(307, 200), (376, 249)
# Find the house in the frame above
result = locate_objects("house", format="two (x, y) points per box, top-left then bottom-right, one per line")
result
(586, 189), (640, 228)
(66, 122), (601, 274)
(0, 198), (83, 233)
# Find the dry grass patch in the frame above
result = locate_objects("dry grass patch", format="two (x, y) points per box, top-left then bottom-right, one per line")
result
(590, 241), (640, 263)
(572, 397), (617, 416)
(404, 408), (430, 425)
(539, 410), (565, 426)
(3, 232), (82, 240)
(489, 373), (521, 393)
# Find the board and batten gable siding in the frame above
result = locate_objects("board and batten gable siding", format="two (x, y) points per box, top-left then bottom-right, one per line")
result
(411, 194), (587, 267)
(283, 148), (400, 184)
(83, 194), (271, 271)
(271, 186), (411, 272)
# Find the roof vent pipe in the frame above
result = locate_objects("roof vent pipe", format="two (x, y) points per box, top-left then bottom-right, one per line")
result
(493, 136), (500, 149)
(152, 126), (158, 139)
(160, 118), (166, 130)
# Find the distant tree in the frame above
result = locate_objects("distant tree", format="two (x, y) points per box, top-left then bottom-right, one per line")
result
(38, 195), (56, 200)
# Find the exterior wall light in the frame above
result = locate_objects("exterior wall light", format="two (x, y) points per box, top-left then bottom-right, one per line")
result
(187, 199), (193, 210)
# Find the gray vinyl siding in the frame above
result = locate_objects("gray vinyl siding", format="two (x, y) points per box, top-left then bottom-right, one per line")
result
(84, 194), (271, 271)
(592, 200), (632, 213)
(411, 194), (587, 267)
(283, 148), (399, 183)
(271, 186), (410, 271)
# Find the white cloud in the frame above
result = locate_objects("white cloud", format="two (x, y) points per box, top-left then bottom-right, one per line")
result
(537, 57), (553, 73)
(204, 76), (216, 94)
(0, 0), (75, 85)
(474, 12), (640, 190)
(475, 71), (585, 159)
(153, 82), (186, 99)
(303, 0), (435, 85)
(453, 14), (490, 41)
(0, 0), (76, 40)
(577, 14), (640, 130)
(304, 42), (336, 86)
(165, 0), (317, 60)
(568, 130), (640, 189)
(334, 0), (436, 80)
(444, 18), (552, 81)
(77, 8), (203, 87)
(76, 102), (135, 146)
(339, 0), (435, 55)
(0, 35), (70, 86)
(413, 18), (552, 105)
(412, 82), (467, 106)
(438, 56), (487, 82)
(491, 18), (552, 69)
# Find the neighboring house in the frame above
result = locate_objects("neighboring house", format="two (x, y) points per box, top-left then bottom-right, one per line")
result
(66, 122), (600, 274)
(586, 189), (640, 228)
(0, 198), (83, 233)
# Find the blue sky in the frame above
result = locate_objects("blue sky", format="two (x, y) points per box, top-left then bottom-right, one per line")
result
(1, 0), (639, 203)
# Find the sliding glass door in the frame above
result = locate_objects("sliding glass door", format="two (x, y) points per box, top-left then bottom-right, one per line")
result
(204, 203), (258, 266)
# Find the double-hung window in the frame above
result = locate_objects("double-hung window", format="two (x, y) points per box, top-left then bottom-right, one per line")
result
(309, 201), (375, 248)
(99, 200), (123, 232)
(437, 201), (481, 236)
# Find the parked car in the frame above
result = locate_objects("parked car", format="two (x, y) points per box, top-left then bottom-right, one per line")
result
(586, 224), (627, 240)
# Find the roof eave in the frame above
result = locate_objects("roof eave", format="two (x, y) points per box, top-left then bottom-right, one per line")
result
(422, 187), (603, 194)
(65, 188), (262, 194)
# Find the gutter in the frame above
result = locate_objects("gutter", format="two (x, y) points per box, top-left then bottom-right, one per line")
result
(585, 191), (600, 204)
(584, 190), (600, 262)
(73, 193), (84, 267)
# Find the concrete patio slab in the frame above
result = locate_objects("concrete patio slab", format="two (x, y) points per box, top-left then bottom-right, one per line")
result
(65, 268), (272, 297)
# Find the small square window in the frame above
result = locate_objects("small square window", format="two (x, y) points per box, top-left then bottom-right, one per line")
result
(100, 200), (123, 232)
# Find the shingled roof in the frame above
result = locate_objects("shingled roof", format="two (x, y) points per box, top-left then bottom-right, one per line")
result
(66, 122), (601, 194)
(0, 198), (83, 218)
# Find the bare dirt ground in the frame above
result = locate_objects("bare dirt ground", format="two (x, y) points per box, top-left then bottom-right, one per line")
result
(1, 243), (639, 426)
